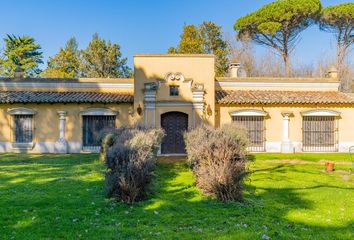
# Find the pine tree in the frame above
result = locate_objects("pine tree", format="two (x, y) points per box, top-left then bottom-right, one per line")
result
(234, 0), (322, 76)
(42, 37), (81, 78)
(168, 22), (230, 77)
(0, 34), (43, 77)
(81, 34), (132, 78)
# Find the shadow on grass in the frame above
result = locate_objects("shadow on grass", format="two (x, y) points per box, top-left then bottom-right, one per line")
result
(0, 154), (353, 239)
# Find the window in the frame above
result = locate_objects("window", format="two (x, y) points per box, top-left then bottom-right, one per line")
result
(232, 116), (265, 152)
(14, 115), (33, 143)
(169, 86), (179, 96)
(83, 115), (116, 147)
(303, 116), (337, 152)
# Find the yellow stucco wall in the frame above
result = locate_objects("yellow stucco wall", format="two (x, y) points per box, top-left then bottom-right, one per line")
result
(217, 104), (354, 144)
(0, 103), (133, 143)
(134, 54), (216, 127)
(0, 54), (353, 153)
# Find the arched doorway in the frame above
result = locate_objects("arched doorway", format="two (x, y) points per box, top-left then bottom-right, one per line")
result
(161, 112), (188, 154)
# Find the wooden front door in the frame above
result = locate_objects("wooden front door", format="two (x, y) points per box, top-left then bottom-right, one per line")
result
(161, 112), (188, 154)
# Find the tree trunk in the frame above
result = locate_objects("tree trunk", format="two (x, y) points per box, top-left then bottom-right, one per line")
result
(337, 44), (347, 91)
(283, 54), (291, 77)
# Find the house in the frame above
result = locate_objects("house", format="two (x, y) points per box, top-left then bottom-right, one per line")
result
(0, 54), (353, 154)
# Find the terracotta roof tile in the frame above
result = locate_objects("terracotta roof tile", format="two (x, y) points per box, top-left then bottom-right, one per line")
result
(0, 91), (133, 104)
(216, 90), (354, 105)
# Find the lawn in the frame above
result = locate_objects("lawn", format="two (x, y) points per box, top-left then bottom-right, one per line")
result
(0, 154), (353, 239)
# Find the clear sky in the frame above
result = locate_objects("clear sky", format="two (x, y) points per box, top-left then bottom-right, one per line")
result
(0, 0), (351, 68)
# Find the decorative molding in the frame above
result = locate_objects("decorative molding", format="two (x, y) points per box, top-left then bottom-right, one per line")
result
(192, 91), (204, 102)
(281, 111), (294, 117)
(156, 102), (193, 107)
(183, 79), (193, 89)
(216, 81), (340, 89)
(57, 111), (67, 119)
(80, 108), (117, 116)
(192, 103), (204, 110)
(230, 109), (268, 117)
(145, 102), (156, 109)
(7, 107), (37, 115)
(192, 83), (204, 91)
(301, 109), (341, 117)
(144, 82), (157, 91)
(144, 91), (156, 102)
(0, 82), (133, 89)
(165, 72), (185, 82)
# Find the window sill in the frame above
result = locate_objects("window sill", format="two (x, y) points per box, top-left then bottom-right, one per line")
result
(12, 142), (35, 150)
(82, 146), (101, 153)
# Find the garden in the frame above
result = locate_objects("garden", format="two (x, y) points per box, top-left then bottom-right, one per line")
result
(0, 125), (353, 239)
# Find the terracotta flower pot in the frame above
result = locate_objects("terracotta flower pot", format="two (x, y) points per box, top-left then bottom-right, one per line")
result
(325, 162), (335, 172)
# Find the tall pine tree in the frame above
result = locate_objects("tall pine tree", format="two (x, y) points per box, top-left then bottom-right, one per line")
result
(42, 37), (81, 78)
(168, 22), (230, 77)
(0, 34), (43, 77)
(81, 34), (132, 78)
(234, 0), (322, 77)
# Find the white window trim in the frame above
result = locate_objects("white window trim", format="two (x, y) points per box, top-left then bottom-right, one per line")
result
(8, 111), (35, 149)
(12, 142), (35, 150)
(7, 107), (37, 115)
(301, 109), (341, 117)
(230, 109), (268, 117)
(80, 108), (117, 116)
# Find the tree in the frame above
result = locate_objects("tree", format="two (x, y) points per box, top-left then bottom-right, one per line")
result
(81, 33), (132, 78)
(319, 3), (354, 90)
(168, 22), (230, 77)
(227, 34), (256, 76)
(41, 37), (81, 78)
(168, 25), (204, 54)
(234, 0), (322, 77)
(0, 34), (43, 77)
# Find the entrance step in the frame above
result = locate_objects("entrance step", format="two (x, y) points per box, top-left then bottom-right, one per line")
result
(157, 155), (187, 163)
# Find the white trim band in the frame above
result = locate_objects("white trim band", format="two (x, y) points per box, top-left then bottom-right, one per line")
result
(7, 107), (37, 115)
(216, 81), (340, 89)
(230, 109), (268, 117)
(80, 108), (117, 116)
(301, 109), (341, 117)
(0, 82), (133, 89)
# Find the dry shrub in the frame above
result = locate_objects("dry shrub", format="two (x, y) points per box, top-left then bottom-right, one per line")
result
(100, 127), (164, 204)
(184, 123), (249, 202)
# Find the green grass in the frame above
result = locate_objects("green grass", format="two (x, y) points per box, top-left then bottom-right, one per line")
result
(0, 153), (353, 239)
(254, 153), (354, 162)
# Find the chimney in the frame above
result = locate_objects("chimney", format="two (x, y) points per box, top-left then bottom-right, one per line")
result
(229, 62), (247, 78)
(229, 62), (241, 78)
(14, 67), (25, 79)
(327, 66), (338, 79)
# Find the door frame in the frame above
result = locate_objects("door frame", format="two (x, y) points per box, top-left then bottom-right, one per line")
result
(159, 111), (189, 156)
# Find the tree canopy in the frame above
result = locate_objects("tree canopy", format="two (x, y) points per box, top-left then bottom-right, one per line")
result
(0, 34), (43, 77)
(319, 3), (354, 89)
(234, 0), (322, 76)
(168, 25), (204, 54)
(168, 22), (230, 77)
(81, 34), (132, 78)
(41, 37), (81, 78)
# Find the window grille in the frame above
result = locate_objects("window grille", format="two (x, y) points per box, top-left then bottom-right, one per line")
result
(302, 116), (338, 152)
(83, 115), (116, 147)
(232, 116), (265, 152)
(14, 115), (33, 143)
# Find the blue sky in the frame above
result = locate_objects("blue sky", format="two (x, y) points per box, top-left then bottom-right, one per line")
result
(0, 0), (350, 68)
